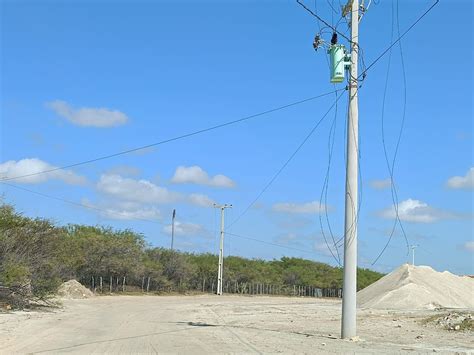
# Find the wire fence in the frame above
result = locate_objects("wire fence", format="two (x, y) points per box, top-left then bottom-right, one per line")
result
(82, 276), (343, 298)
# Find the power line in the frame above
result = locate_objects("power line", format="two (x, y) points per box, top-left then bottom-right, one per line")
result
(319, 90), (342, 266)
(0, 182), (389, 272)
(297, 0), (354, 45)
(0, 182), (164, 226)
(228, 89), (346, 229)
(225, 231), (330, 258)
(372, 0), (410, 266)
(359, 0), (439, 78)
(0, 90), (342, 183)
(314, 0), (343, 266)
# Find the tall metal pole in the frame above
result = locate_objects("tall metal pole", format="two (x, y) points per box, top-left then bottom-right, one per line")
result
(341, 0), (359, 339)
(171, 209), (176, 250)
(214, 203), (232, 295)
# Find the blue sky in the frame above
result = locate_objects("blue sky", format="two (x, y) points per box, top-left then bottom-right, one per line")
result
(1, 0), (472, 274)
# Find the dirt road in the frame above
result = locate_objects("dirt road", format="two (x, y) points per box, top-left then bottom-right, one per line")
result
(0, 295), (472, 354)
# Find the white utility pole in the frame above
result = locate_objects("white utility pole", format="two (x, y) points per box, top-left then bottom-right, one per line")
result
(341, 0), (359, 339)
(214, 203), (232, 295)
(171, 209), (176, 250)
(410, 245), (419, 265)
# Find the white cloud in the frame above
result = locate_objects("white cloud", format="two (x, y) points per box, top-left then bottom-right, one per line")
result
(369, 178), (392, 190)
(447, 167), (474, 190)
(313, 241), (340, 258)
(162, 221), (205, 236)
(129, 146), (156, 156)
(46, 100), (128, 127)
(0, 158), (86, 185)
(97, 174), (181, 204)
(82, 198), (161, 221)
(188, 193), (216, 207)
(171, 165), (235, 188)
(379, 198), (450, 223)
(104, 208), (160, 220)
(272, 201), (328, 214)
(463, 241), (474, 252)
(105, 165), (141, 177)
(275, 232), (299, 245)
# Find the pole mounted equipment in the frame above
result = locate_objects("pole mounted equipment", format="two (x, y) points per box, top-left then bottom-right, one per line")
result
(328, 44), (351, 83)
(308, 0), (361, 339)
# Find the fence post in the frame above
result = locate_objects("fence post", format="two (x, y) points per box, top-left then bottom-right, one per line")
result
(100, 276), (103, 293)
(202, 278), (206, 293)
(147, 277), (151, 293)
(122, 276), (126, 292)
(110, 276), (112, 293)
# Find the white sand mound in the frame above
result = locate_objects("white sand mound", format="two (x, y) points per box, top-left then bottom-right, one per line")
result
(357, 264), (474, 310)
(57, 280), (94, 299)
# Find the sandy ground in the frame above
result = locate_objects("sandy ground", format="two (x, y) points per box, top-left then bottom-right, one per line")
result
(0, 295), (472, 354)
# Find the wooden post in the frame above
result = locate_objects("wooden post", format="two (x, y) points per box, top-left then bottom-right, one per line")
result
(100, 276), (103, 293)
(110, 276), (112, 293)
(122, 276), (126, 292)
(147, 277), (150, 293)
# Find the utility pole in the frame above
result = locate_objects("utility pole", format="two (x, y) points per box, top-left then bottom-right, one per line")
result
(170, 209), (176, 250)
(341, 0), (359, 339)
(410, 245), (419, 266)
(214, 203), (232, 295)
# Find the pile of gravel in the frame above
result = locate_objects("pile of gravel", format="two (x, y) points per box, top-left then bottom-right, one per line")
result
(357, 264), (474, 310)
(57, 280), (94, 299)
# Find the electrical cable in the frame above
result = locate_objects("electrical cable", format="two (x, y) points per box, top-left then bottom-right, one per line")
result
(297, 0), (355, 46)
(0, 90), (341, 183)
(227, 89), (346, 229)
(359, 0), (439, 78)
(0, 182), (164, 225)
(318, 100), (342, 266)
(314, 0), (342, 266)
(225, 231), (331, 259)
(372, 0), (410, 265)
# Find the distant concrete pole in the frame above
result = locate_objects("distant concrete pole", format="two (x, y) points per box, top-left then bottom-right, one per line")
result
(171, 209), (176, 250)
(411, 245), (419, 265)
(214, 203), (232, 295)
(341, 0), (359, 340)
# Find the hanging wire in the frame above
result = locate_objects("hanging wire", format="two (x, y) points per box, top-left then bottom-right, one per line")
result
(372, 0), (410, 265)
(0, 90), (339, 183)
(0, 182), (164, 225)
(315, 0), (342, 266)
(227, 90), (346, 229)
(359, 0), (440, 79)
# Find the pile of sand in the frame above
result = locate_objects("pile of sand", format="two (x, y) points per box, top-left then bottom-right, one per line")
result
(358, 264), (474, 310)
(57, 280), (94, 299)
